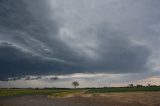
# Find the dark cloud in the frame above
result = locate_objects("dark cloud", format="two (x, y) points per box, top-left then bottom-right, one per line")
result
(0, 0), (83, 79)
(24, 76), (42, 81)
(50, 77), (59, 81)
(0, 0), (157, 80)
(85, 26), (151, 73)
(0, 42), (83, 80)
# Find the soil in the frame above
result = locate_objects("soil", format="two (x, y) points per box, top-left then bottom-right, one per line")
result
(0, 91), (160, 106)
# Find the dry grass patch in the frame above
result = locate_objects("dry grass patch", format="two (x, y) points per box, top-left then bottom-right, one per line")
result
(95, 91), (160, 105)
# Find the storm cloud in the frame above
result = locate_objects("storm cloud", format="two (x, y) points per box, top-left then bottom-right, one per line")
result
(0, 0), (160, 80)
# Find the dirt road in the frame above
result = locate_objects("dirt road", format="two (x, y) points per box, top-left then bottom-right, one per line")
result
(0, 92), (160, 106)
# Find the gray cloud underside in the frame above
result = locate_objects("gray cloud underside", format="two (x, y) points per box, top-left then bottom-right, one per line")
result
(0, 0), (160, 79)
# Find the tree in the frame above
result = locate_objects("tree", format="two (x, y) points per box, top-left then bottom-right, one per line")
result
(72, 81), (79, 88)
(136, 84), (143, 87)
(128, 84), (134, 87)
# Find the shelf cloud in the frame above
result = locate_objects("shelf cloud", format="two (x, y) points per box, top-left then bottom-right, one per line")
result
(0, 0), (160, 86)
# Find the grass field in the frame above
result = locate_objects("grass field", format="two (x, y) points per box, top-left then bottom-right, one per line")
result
(0, 86), (160, 97)
(0, 88), (83, 97)
(86, 86), (160, 93)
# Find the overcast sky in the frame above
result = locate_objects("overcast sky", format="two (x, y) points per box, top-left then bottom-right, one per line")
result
(0, 0), (160, 88)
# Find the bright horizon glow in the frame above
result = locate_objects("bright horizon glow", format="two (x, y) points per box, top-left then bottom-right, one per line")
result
(0, 73), (160, 88)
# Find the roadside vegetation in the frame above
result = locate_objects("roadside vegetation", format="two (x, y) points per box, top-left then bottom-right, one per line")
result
(0, 88), (81, 97)
(0, 86), (160, 97)
(86, 86), (160, 93)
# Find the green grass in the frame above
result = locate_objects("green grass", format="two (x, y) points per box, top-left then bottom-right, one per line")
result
(0, 89), (70, 97)
(0, 86), (160, 97)
(0, 89), (83, 97)
(86, 86), (160, 93)
(48, 89), (83, 97)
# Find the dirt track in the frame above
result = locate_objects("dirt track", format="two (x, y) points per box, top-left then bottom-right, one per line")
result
(0, 92), (160, 106)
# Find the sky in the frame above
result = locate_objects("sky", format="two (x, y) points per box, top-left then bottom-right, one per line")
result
(0, 0), (160, 88)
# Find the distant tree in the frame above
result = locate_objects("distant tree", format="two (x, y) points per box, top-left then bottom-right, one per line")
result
(128, 84), (134, 87)
(72, 81), (79, 88)
(151, 85), (157, 87)
(148, 84), (151, 87)
(136, 84), (143, 87)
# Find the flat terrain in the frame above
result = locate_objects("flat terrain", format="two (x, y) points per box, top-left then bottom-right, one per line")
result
(0, 91), (160, 106)
(1, 86), (160, 97)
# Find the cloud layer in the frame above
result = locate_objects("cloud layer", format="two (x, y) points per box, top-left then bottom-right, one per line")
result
(0, 0), (160, 81)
